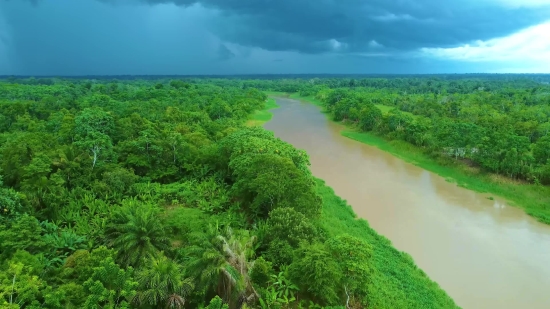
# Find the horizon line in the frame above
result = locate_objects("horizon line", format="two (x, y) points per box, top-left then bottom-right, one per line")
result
(2, 73), (550, 78)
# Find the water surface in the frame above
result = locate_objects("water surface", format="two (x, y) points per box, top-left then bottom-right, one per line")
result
(264, 98), (550, 309)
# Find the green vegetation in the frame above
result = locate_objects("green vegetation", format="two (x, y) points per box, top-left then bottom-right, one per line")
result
(247, 98), (279, 126)
(0, 77), (457, 309)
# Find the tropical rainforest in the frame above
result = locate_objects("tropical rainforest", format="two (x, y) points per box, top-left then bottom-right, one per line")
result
(2, 74), (549, 309)
(4, 73), (549, 308)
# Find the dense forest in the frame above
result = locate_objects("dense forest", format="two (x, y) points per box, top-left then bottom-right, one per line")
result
(0, 79), (456, 309)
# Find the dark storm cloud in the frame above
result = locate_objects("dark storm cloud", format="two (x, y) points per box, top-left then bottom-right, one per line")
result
(217, 44), (235, 61)
(114, 0), (550, 54)
(0, 0), (229, 75)
(3, 0), (549, 75)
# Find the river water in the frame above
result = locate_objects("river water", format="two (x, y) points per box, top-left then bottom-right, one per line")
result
(264, 98), (550, 309)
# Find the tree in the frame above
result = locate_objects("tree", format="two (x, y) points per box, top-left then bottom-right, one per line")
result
(326, 235), (372, 308)
(533, 135), (550, 164)
(204, 296), (229, 309)
(74, 107), (115, 168)
(262, 207), (319, 265)
(83, 256), (137, 308)
(104, 200), (170, 267)
(0, 215), (44, 258)
(0, 251), (46, 308)
(288, 242), (342, 306)
(0, 176), (24, 221)
(134, 253), (194, 309)
(358, 104), (382, 131)
(230, 154), (321, 220)
(186, 226), (259, 308)
(265, 207), (318, 247)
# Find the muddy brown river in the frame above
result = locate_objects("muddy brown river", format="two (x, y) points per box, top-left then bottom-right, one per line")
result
(264, 98), (550, 309)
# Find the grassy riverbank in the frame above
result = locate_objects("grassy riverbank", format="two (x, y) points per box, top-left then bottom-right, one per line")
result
(246, 97), (279, 126)
(316, 178), (459, 308)
(287, 94), (550, 225)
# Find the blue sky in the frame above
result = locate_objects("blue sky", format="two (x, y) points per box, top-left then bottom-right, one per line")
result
(0, 0), (549, 75)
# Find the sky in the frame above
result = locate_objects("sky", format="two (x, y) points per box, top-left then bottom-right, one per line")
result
(0, 0), (549, 75)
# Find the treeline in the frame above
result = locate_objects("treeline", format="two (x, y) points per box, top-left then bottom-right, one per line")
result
(0, 79), (456, 308)
(192, 75), (550, 95)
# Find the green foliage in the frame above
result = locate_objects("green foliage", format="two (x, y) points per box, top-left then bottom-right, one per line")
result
(204, 295), (229, 309)
(326, 235), (372, 306)
(82, 256), (137, 308)
(230, 153), (321, 219)
(262, 207), (319, 265)
(0, 176), (24, 220)
(74, 107), (116, 169)
(104, 199), (170, 267)
(288, 242), (342, 306)
(0, 215), (44, 257)
(249, 257), (274, 288)
(134, 253), (193, 308)
(264, 266), (298, 306)
(265, 207), (319, 247)
(184, 226), (259, 306)
(62, 246), (116, 284)
(41, 221), (87, 266)
(0, 251), (46, 308)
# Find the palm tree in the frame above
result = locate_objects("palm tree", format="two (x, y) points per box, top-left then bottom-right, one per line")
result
(185, 225), (259, 308)
(134, 253), (194, 309)
(104, 198), (170, 267)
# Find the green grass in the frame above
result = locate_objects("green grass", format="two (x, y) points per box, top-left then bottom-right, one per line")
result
(247, 98), (280, 127)
(315, 178), (459, 309)
(374, 104), (418, 119)
(374, 104), (393, 113)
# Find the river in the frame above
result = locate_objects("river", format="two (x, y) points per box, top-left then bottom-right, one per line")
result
(264, 98), (550, 309)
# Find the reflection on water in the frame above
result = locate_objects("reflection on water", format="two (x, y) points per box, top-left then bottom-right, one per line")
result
(265, 98), (550, 309)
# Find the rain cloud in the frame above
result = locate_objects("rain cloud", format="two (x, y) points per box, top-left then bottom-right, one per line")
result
(1, 0), (549, 74)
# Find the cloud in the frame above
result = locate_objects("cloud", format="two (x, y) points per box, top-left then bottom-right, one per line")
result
(22, 0), (550, 55)
(105, 0), (550, 55)
(216, 43), (235, 61)
(0, 6), (13, 73)
(368, 40), (383, 48)
(0, 0), (224, 75)
(4, 0), (550, 74)
(420, 21), (550, 66)
(372, 13), (416, 22)
(485, 0), (550, 8)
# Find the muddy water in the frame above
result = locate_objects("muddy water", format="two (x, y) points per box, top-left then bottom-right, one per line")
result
(264, 98), (550, 309)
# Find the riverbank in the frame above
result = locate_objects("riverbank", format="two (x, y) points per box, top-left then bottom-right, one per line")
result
(286, 94), (550, 225)
(315, 178), (459, 308)
(246, 97), (279, 126)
